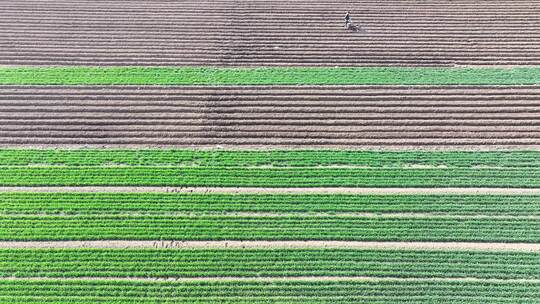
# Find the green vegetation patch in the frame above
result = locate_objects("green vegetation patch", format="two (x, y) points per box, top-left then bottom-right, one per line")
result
(0, 150), (538, 187)
(1, 215), (539, 242)
(2, 249), (539, 279)
(2, 279), (539, 303)
(1, 192), (539, 215)
(1, 67), (540, 85)
(1, 166), (537, 187)
(1, 149), (537, 167)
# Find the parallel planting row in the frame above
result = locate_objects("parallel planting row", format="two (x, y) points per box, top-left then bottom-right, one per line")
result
(3, 167), (538, 187)
(3, 67), (540, 85)
(0, 150), (537, 187)
(3, 280), (540, 303)
(0, 67), (538, 148)
(0, 150), (537, 243)
(0, 150), (538, 300)
(4, 215), (540, 241)
(2, 192), (539, 215)
(3, 0), (540, 301)
(2, 249), (540, 279)
(1, 0), (540, 66)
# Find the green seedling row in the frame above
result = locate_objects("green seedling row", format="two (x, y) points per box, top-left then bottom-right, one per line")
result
(1, 150), (537, 187)
(1, 67), (540, 85)
(1, 166), (537, 187)
(2, 215), (540, 242)
(1, 279), (539, 303)
(1, 149), (537, 168)
(1, 193), (539, 215)
(1, 249), (539, 279)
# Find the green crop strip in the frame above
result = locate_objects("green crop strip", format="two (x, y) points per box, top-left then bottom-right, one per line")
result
(1, 280), (539, 303)
(1, 193), (539, 215)
(1, 149), (538, 167)
(1, 166), (539, 188)
(1, 67), (540, 85)
(1, 249), (539, 279)
(1, 215), (540, 242)
(0, 149), (538, 187)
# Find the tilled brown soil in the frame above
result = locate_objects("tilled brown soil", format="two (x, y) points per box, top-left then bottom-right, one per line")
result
(0, 85), (538, 148)
(1, 0), (540, 66)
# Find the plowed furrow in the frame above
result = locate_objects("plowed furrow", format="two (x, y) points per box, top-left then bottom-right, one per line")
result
(0, 85), (537, 147)
(1, 0), (539, 66)
(1, 125), (537, 132)
(0, 138), (536, 147)
(1, 131), (537, 140)
(2, 119), (537, 127)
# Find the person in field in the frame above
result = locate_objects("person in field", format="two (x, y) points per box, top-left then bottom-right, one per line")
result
(345, 11), (351, 27)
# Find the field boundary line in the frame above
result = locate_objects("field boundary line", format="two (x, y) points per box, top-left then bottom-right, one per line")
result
(1, 186), (540, 195)
(2, 276), (540, 283)
(1, 145), (540, 150)
(2, 240), (540, 251)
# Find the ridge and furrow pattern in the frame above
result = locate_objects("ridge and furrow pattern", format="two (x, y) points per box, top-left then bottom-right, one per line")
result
(0, 0), (539, 66)
(0, 86), (538, 148)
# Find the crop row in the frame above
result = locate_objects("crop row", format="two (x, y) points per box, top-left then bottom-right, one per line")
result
(0, 280), (539, 303)
(1, 215), (540, 241)
(2, 67), (540, 85)
(0, 149), (537, 168)
(2, 193), (539, 215)
(1, 249), (539, 279)
(1, 166), (538, 187)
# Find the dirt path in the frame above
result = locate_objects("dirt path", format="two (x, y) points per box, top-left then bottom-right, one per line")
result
(2, 186), (540, 195)
(2, 240), (540, 251)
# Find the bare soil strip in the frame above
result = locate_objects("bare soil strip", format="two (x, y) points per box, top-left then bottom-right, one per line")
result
(0, 85), (538, 148)
(1, 187), (539, 195)
(2, 240), (540, 252)
(0, 0), (539, 66)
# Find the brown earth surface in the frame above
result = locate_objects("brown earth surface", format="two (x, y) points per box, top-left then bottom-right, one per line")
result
(1, 0), (539, 66)
(0, 85), (538, 148)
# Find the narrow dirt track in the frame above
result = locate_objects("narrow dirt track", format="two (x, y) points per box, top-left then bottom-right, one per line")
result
(1, 0), (540, 66)
(2, 187), (540, 195)
(0, 85), (538, 148)
(2, 240), (540, 252)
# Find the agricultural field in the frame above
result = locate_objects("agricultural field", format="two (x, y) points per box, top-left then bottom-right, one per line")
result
(0, 69), (540, 148)
(0, 0), (539, 303)
(0, 149), (539, 302)
(1, 0), (539, 66)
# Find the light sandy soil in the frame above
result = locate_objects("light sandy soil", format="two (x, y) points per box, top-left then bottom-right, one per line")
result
(1, 186), (540, 195)
(2, 240), (540, 251)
